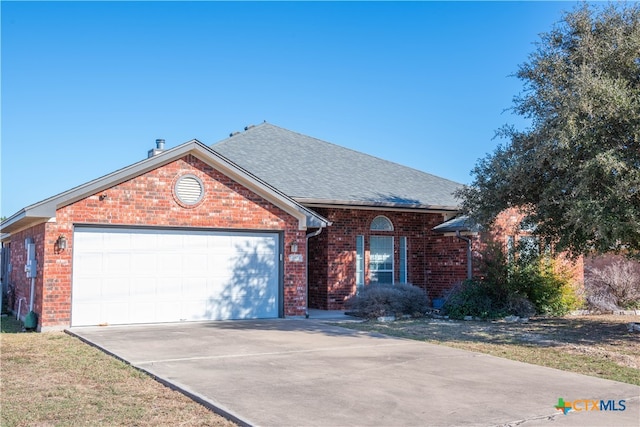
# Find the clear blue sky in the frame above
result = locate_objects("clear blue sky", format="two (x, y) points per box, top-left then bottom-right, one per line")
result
(2, 1), (577, 218)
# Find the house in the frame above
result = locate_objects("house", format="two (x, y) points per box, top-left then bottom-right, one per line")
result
(0, 123), (473, 331)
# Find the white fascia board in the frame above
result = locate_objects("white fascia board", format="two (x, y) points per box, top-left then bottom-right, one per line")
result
(297, 199), (461, 214)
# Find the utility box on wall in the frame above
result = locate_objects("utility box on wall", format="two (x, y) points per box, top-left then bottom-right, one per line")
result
(25, 238), (37, 278)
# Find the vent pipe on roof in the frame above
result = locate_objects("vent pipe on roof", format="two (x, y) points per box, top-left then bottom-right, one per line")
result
(148, 139), (166, 158)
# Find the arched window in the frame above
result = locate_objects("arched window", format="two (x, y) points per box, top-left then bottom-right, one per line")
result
(370, 215), (393, 231)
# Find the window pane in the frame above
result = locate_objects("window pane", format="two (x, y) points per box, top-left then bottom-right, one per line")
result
(370, 236), (393, 284)
(370, 271), (393, 284)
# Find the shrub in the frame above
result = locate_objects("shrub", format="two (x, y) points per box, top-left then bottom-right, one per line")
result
(586, 259), (640, 311)
(505, 295), (537, 318)
(508, 257), (581, 316)
(442, 280), (507, 320)
(345, 283), (430, 319)
(442, 241), (583, 319)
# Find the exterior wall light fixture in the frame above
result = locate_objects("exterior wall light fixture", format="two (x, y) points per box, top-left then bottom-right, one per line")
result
(55, 235), (67, 252)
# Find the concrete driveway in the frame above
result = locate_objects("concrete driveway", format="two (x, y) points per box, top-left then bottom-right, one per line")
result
(69, 318), (640, 427)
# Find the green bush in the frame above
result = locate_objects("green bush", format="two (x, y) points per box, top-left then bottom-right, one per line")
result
(442, 280), (507, 320)
(442, 241), (582, 319)
(508, 257), (581, 316)
(345, 283), (430, 319)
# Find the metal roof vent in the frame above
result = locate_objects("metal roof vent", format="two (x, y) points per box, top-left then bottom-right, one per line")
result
(148, 139), (166, 158)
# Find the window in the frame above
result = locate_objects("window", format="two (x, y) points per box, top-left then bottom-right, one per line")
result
(370, 216), (393, 231)
(519, 236), (540, 259)
(507, 235), (539, 261)
(399, 237), (407, 283)
(356, 235), (365, 290)
(370, 236), (393, 284)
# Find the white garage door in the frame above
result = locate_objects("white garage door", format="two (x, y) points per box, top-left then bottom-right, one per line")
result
(71, 227), (280, 326)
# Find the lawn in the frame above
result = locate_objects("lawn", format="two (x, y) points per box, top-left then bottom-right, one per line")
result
(0, 315), (237, 427)
(337, 314), (640, 386)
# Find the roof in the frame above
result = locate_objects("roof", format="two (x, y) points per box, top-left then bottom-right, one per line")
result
(432, 215), (480, 233)
(1, 140), (329, 235)
(212, 123), (463, 211)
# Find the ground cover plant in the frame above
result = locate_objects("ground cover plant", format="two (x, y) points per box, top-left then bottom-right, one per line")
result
(0, 316), (236, 427)
(338, 314), (640, 386)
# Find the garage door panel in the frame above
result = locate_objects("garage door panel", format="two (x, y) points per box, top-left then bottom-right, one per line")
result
(102, 301), (129, 323)
(103, 231), (131, 251)
(131, 253), (157, 275)
(73, 303), (101, 325)
(130, 232), (158, 251)
(130, 277), (156, 300)
(72, 227), (280, 326)
(129, 302), (156, 323)
(103, 277), (130, 299)
(104, 253), (132, 277)
(74, 252), (104, 277)
(72, 277), (102, 302)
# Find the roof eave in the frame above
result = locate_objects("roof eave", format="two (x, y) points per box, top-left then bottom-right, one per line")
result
(0, 210), (53, 235)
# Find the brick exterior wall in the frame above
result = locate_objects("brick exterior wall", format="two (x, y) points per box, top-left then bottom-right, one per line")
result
(485, 208), (584, 285)
(308, 208), (471, 309)
(7, 155), (307, 330)
(6, 224), (47, 323)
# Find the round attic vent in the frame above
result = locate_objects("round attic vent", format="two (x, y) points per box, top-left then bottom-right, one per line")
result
(174, 174), (204, 206)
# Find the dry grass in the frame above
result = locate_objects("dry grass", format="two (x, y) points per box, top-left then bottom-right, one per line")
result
(1, 316), (236, 427)
(339, 314), (640, 386)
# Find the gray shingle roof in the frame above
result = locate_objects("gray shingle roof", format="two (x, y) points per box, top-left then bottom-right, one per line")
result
(432, 215), (480, 233)
(212, 123), (463, 210)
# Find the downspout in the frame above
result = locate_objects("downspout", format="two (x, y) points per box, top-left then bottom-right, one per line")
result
(455, 230), (473, 280)
(305, 227), (323, 318)
(29, 276), (36, 312)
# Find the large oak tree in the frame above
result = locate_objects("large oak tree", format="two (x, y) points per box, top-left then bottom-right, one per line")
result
(458, 2), (640, 258)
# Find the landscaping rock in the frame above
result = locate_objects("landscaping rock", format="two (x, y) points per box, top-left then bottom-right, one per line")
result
(627, 323), (640, 332)
(377, 316), (396, 322)
(504, 315), (520, 323)
(463, 316), (474, 321)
